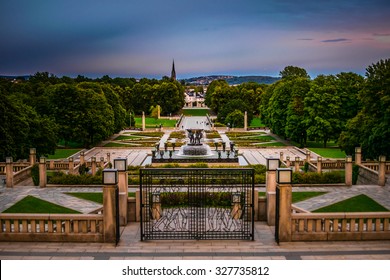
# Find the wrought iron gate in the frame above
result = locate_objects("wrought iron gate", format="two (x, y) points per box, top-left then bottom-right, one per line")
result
(140, 168), (254, 240)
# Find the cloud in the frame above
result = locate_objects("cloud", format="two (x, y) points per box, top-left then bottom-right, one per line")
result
(297, 38), (314, 41)
(321, 38), (350, 43)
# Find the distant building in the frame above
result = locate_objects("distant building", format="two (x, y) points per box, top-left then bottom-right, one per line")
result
(184, 88), (206, 108)
(171, 60), (176, 81)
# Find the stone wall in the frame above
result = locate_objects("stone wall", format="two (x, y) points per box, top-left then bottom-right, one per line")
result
(357, 164), (379, 185)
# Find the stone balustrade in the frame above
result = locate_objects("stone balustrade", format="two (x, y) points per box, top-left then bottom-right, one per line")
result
(290, 212), (390, 241)
(0, 213), (104, 242)
(0, 163), (31, 174)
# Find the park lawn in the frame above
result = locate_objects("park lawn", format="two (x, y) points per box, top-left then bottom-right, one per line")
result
(182, 108), (211, 116)
(104, 142), (135, 147)
(134, 117), (176, 128)
(250, 118), (266, 127)
(47, 149), (81, 159)
(308, 148), (346, 158)
(3, 195), (80, 214)
(256, 142), (286, 147)
(114, 135), (142, 141)
(313, 194), (389, 212)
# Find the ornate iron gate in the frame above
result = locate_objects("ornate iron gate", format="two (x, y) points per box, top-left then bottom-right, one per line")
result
(140, 168), (254, 240)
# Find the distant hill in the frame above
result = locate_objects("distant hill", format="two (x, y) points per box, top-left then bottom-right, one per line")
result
(182, 75), (280, 85)
(0, 75), (30, 80)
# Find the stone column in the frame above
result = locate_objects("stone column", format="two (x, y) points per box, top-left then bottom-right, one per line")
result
(279, 152), (284, 162)
(29, 148), (36, 165)
(378, 156), (386, 187)
(355, 147), (362, 165)
(294, 157), (300, 172)
(100, 157), (105, 168)
(103, 184), (118, 243)
(107, 153), (111, 165)
(135, 190), (141, 222)
(345, 156), (353, 186)
(142, 111), (146, 131)
(317, 157), (322, 174)
(68, 157), (74, 174)
(305, 151), (311, 163)
(118, 170), (128, 226)
(39, 157), (47, 188)
(91, 157), (97, 176)
(5, 157), (13, 188)
(277, 183), (292, 242)
(286, 156), (291, 167)
(79, 151), (85, 166)
(266, 170), (277, 226)
(244, 111), (248, 131)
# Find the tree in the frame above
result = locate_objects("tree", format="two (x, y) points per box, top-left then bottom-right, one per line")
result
(225, 109), (244, 128)
(280, 66), (310, 79)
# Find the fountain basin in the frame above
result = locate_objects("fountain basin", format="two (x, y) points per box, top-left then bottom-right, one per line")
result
(178, 143), (213, 157)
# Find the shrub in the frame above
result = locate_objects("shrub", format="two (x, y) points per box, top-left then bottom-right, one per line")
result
(292, 171), (344, 184)
(78, 163), (89, 175)
(303, 162), (309, 173)
(31, 164), (39, 186)
(48, 173), (102, 185)
(352, 164), (359, 185)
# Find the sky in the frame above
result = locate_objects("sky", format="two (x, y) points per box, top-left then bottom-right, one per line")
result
(1, 0), (390, 79)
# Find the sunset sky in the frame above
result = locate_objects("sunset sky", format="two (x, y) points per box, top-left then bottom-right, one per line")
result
(1, 0), (390, 78)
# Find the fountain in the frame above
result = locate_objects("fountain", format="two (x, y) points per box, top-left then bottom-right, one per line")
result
(177, 129), (213, 157)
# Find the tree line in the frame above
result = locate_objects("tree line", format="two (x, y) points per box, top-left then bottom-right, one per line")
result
(0, 74), (184, 160)
(205, 59), (390, 159)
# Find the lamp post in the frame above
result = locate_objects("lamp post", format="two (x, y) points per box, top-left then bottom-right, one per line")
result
(276, 167), (293, 242)
(102, 169), (119, 243)
(114, 158), (128, 226)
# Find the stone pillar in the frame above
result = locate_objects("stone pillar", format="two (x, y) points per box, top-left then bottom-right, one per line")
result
(305, 151), (311, 163)
(142, 111), (146, 131)
(277, 183), (292, 242)
(266, 170), (277, 226)
(49, 160), (55, 170)
(345, 156), (353, 186)
(39, 157), (47, 188)
(68, 157), (74, 174)
(118, 171), (128, 226)
(103, 184), (118, 243)
(107, 153), (111, 165)
(29, 148), (36, 165)
(135, 190), (141, 222)
(79, 151), (85, 166)
(355, 147), (362, 165)
(244, 111), (248, 131)
(5, 157), (14, 188)
(91, 157), (97, 176)
(378, 156), (386, 187)
(100, 157), (105, 168)
(294, 157), (300, 172)
(279, 152), (284, 162)
(317, 157), (322, 174)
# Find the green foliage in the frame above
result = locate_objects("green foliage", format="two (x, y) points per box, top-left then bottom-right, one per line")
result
(31, 164), (39, 186)
(182, 108), (210, 116)
(46, 149), (81, 159)
(292, 171), (344, 184)
(279, 66), (310, 79)
(225, 109), (244, 128)
(48, 173), (102, 185)
(160, 192), (233, 208)
(352, 164), (359, 185)
(78, 163), (89, 175)
(3, 195), (80, 214)
(303, 162), (309, 173)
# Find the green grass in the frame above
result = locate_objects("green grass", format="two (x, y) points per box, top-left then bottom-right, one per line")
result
(313, 194), (389, 212)
(308, 148), (346, 158)
(182, 108), (211, 116)
(104, 142), (135, 147)
(3, 195), (80, 214)
(114, 135), (141, 140)
(47, 149), (81, 159)
(258, 192), (327, 203)
(134, 117), (177, 128)
(256, 142), (286, 147)
(57, 140), (84, 148)
(250, 118), (266, 127)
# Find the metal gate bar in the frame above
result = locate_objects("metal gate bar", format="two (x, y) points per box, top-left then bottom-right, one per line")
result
(140, 168), (254, 241)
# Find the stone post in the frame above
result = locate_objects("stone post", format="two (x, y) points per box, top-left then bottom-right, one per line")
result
(135, 190), (141, 222)
(305, 151), (311, 163)
(5, 157), (14, 188)
(266, 170), (277, 226)
(277, 183), (292, 242)
(355, 147), (362, 165)
(91, 157), (97, 176)
(68, 157), (74, 175)
(79, 151), (85, 166)
(39, 157), (47, 188)
(317, 157), (322, 174)
(103, 183), (118, 243)
(378, 156), (386, 187)
(107, 153), (111, 165)
(29, 148), (36, 165)
(345, 156), (353, 186)
(118, 170), (128, 225)
(100, 157), (105, 168)
(294, 157), (300, 172)
(286, 156), (291, 167)
(279, 152), (284, 162)
(142, 111), (146, 131)
(244, 111), (248, 131)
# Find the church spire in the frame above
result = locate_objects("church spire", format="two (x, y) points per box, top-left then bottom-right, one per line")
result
(171, 60), (176, 81)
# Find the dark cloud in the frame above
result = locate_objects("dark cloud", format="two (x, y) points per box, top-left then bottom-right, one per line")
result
(321, 38), (350, 43)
